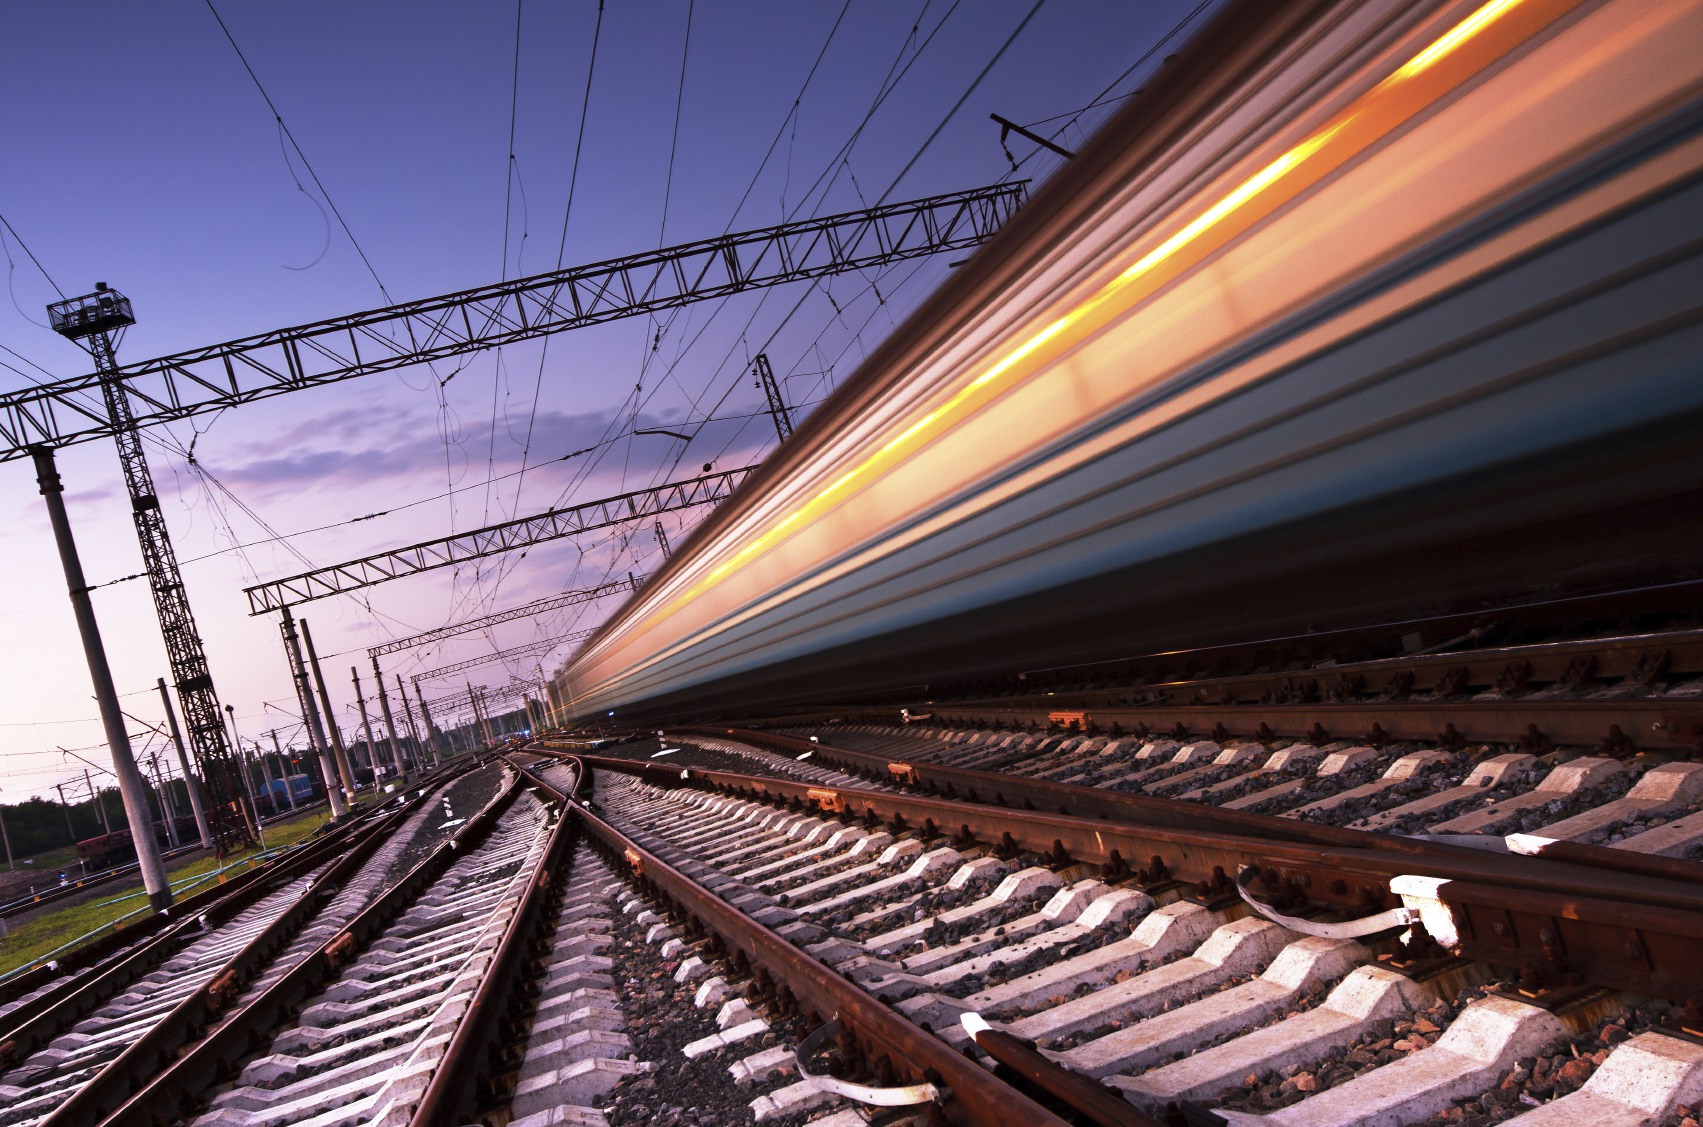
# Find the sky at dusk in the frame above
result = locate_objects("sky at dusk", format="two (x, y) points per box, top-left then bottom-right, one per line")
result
(0, 0), (1206, 801)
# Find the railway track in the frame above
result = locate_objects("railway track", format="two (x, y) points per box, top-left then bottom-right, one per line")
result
(560, 746), (1703, 1127)
(1, 719), (1695, 1125)
(0, 761), (499, 1127)
(770, 711), (1703, 862)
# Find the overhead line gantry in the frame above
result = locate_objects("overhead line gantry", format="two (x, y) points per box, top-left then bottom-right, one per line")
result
(243, 466), (750, 613)
(13, 184), (1024, 840)
(409, 628), (599, 685)
(366, 574), (642, 659)
(0, 184), (1025, 459)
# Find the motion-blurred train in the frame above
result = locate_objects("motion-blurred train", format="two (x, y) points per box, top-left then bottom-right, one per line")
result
(558, 0), (1703, 721)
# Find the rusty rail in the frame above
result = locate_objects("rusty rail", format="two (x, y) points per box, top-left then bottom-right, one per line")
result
(566, 754), (1703, 1001)
(963, 1017), (1161, 1127)
(683, 728), (1518, 862)
(922, 700), (1701, 755)
(408, 758), (580, 1127)
(562, 767), (1076, 1127)
(695, 727), (1703, 888)
(900, 627), (1703, 723)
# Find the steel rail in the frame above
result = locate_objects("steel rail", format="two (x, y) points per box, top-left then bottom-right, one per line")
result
(921, 699), (1703, 756)
(695, 727), (1471, 859)
(572, 753), (1701, 913)
(562, 766), (1076, 1127)
(0, 809), (375, 1070)
(563, 755), (1703, 1000)
(407, 758), (579, 1127)
(38, 800), (422, 1127)
(0, 788), (422, 1013)
(699, 726), (1703, 884)
(1391, 873), (1703, 999)
(90, 761), (523, 1127)
(0, 813), (364, 1062)
(961, 1018), (1160, 1127)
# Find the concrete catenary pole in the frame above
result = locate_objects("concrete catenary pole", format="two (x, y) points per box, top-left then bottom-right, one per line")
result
(52, 784), (78, 843)
(278, 608), (347, 816)
(413, 681), (443, 766)
(299, 619), (357, 801)
(351, 666), (394, 781)
(85, 769), (111, 834)
(269, 730), (299, 811)
(370, 657), (406, 778)
(224, 707), (265, 849)
(157, 678), (213, 848)
(397, 675), (423, 771)
(467, 682), (487, 747)
(33, 447), (171, 909)
(145, 750), (179, 848)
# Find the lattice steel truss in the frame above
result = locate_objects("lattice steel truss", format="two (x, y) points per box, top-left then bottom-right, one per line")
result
(753, 354), (794, 442)
(245, 467), (751, 612)
(0, 184), (1026, 461)
(424, 679), (534, 717)
(367, 574), (642, 658)
(69, 314), (252, 851)
(410, 628), (600, 684)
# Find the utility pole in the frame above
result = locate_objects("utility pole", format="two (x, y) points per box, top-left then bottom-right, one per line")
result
(414, 681), (443, 765)
(0, 789), (13, 871)
(156, 749), (183, 820)
(537, 664), (555, 732)
(145, 751), (179, 848)
(478, 686), (496, 745)
(654, 520), (671, 560)
(45, 286), (248, 855)
(352, 666), (394, 782)
(32, 434), (169, 906)
(225, 708), (265, 849)
(251, 740), (277, 816)
(278, 607), (347, 816)
(467, 682), (487, 747)
(157, 677), (213, 849)
(300, 619), (357, 800)
(371, 656), (406, 778)
(52, 784), (78, 843)
(397, 675), (424, 771)
(269, 730), (299, 811)
(84, 769), (111, 834)
(752, 353), (794, 443)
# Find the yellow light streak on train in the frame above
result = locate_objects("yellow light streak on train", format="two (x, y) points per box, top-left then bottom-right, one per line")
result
(1396, 0), (1527, 80)
(657, 0), (1578, 625)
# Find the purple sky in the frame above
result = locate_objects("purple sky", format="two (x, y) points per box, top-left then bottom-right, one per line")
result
(0, 0), (1205, 800)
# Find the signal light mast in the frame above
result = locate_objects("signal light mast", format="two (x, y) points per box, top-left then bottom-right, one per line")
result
(45, 284), (254, 860)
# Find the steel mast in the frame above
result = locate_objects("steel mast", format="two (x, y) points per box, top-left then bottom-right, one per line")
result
(47, 285), (253, 853)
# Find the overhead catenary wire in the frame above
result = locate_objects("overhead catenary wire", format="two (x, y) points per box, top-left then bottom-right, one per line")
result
(487, 0), (608, 612)
(204, 0), (393, 304)
(0, 209), (65, 299)
(542, 0), (926, 514)
(507, 3), (959, 611)
(1005, 0), (1214, 171)
(876, 0), (1048, 206)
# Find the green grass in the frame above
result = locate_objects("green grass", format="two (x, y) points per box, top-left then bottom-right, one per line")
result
(0, 806), (342, 978)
